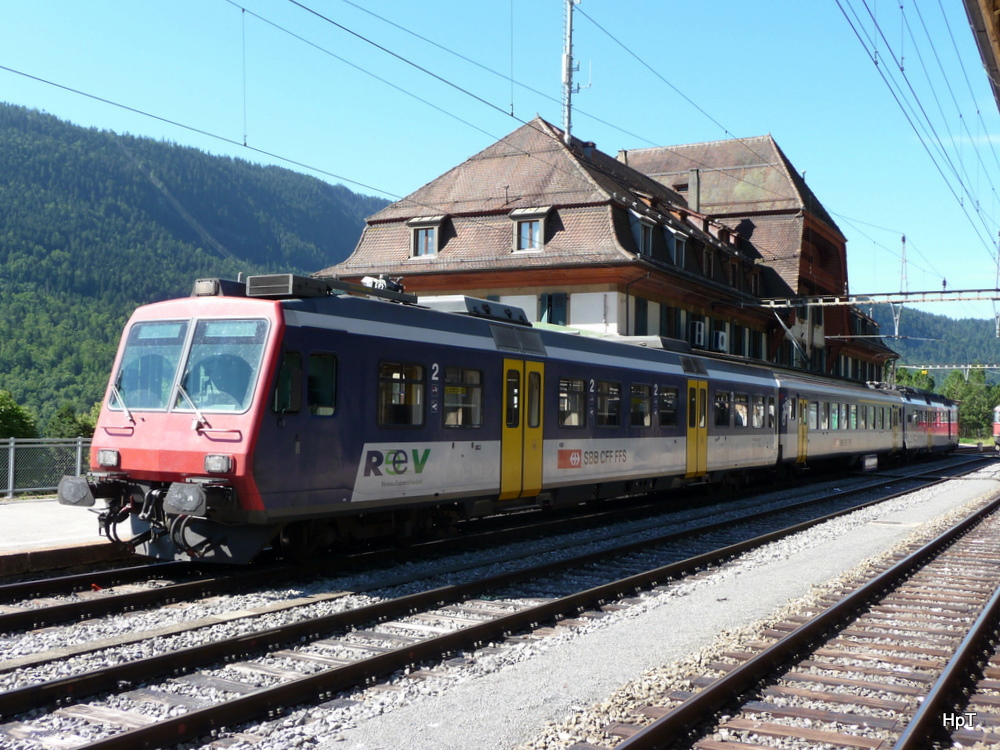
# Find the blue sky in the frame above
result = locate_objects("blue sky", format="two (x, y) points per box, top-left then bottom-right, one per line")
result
(2, 1), (1000, 323)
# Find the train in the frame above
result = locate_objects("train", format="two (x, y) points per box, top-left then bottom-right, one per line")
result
(58, 274), (960, 564)
(994, 404), (1000, 450)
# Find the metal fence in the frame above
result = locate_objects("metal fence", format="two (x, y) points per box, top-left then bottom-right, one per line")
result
(2, 438), (90, 498)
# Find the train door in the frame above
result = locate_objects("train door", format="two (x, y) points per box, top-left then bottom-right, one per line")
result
(685, 379), (708, 477)
(500, 358), (544, 500)
(892, 405), (901, 451)
(797, 398), (808, 463)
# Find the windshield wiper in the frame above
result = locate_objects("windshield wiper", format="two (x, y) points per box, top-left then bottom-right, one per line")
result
(110, 383), (135, 424)
(175, 382), (210, 430)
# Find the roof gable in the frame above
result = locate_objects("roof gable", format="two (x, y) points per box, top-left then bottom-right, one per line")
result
(369, 117), (688, 223)
(619, 136), (842, 239)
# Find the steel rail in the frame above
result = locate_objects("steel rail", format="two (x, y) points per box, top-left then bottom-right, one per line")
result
(893, 576), (1000, 749)
(0, 563), (299, 632)
(0, 462), (964, 716)
(0, 560), (187, 602)
(18, 473), (987, 747)
(612, 495), (1000, 750)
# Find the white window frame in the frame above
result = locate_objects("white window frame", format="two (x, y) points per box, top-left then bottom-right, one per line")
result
(509, 207), (551, 253)
(407, 215), (445, 257)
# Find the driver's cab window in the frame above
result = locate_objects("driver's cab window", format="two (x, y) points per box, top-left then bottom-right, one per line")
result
(273, 351), (302, 413)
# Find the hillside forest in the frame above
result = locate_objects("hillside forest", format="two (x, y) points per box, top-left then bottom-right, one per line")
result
(0, 103), (386, 436)
(1, 103), (999, 440)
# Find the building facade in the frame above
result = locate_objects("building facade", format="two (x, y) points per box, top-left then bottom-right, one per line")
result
(319, 118), (895, 381)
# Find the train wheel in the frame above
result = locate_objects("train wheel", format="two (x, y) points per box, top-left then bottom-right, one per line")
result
(279, 521), (326, 564)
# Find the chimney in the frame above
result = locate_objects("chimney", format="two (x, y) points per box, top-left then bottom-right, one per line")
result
(689, 168), (701, 212)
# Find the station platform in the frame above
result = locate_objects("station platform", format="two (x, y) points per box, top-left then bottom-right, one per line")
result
(0, 496), (127, 576)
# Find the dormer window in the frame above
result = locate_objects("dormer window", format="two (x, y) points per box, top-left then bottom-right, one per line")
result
(509, 207), (551, 252)
(628, 209), (655, 257)
(638, 222), (653, 256)
(408, 215), (445, 257)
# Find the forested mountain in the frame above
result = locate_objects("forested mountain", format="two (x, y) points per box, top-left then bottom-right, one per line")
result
(868, 304), (1000, 369)
(0, 103), (387, 432)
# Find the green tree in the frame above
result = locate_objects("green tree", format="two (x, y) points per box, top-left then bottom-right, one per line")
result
(46, 403), (93, 438)
(941, 369), (993, 440)
(0, 390), (38, 438)
(895, 367), (935, 391)
(78, 401), (103, 436)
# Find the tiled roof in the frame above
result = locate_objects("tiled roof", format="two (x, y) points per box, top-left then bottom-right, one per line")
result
(318, 117), (727, 279)
(721, 214), (803, 297)
(619, 136), (843, 239)
(327, 204), (625, 278)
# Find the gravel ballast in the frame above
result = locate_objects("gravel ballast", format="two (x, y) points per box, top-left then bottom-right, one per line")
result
(313, 466), (1000, 750)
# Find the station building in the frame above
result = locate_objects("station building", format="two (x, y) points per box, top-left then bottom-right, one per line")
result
(318, 117), (896, 382)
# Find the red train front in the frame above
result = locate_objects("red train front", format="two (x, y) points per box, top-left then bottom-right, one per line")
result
(59, 278), (285, 562)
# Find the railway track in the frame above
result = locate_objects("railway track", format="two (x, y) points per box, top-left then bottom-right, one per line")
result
(0, 454), (985, 635)
(0, 458), (991, 748)
(572, 492), (1000, 750)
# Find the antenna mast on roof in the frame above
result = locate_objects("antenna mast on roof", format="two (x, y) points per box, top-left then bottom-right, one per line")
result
(562, 0), (579, 145)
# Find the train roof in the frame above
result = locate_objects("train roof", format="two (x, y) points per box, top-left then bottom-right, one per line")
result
(193, 274), (933, 399)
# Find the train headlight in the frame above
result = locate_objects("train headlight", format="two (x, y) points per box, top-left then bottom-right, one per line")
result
(164, 483), (207, 516)
(97, 449), (120, 469)
(204, 454), (233, 474)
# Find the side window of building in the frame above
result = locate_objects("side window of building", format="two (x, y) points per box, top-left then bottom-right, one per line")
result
(377, 362), (425, 427)
(558, 377), (587, 427)
(596, 380), (621, 427)
(307, 353), (337, 416)
(443, 368), (483, 428)
(272, 351), (302, 414)
(540, 293), (568, 325)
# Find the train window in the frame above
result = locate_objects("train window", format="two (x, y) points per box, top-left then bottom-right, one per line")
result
(506, 369), (520, 428)
(378, 362), (425, 427)
(596, 381), (621, 427)
(180, 319), (269, 412)
(688, 387), (697, 429)
(830, 404), (840, 430)
(630, 384), (652, 427)
(751, 395), (765, 429)
(860, 405), (868, 430)
(849, 404), (858, 429)
(273, 351), (302, 414)
(443, 368), (483, 428)
(660, 387), (678, 427)
(714, 392), (730, 427)
(558, 378), (586, 427)
(114, 320), (189, 411)
(808, 402), (818, 430)
(528, 371), (541, 429)
(767, 396), (775, 429)
(307, 353), (337, 416)
(734, 394), (748, 428)
(820, 402), (830, 430)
